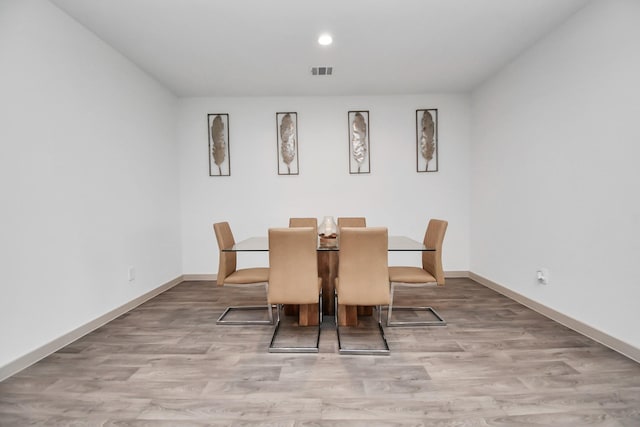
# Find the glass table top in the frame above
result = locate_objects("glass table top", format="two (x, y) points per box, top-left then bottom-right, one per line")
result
(223, 236), (433, 252)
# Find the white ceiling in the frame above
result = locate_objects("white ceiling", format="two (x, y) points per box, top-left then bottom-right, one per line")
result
(50, 0), (589, 97)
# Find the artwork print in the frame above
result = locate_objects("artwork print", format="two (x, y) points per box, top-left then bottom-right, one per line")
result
(348, 110), (370, 174)
(276, 112), (299, 175)
(416, 109), (438, 172)
(208, 113), (230, 176)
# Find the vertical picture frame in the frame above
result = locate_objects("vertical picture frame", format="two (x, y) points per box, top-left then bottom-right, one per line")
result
(208, 113), (230, 176)
(276, 112), (299, 175)
(348, 110), (370, 174)
(416, 109), (438, 172)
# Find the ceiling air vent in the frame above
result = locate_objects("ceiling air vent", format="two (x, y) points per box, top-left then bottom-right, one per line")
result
(311, 66), (333, 76)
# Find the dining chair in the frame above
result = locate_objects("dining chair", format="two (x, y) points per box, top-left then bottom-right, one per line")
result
(336, 216), (369, 316)
(336, 217), (366, 231)
(334, 227), (390, 355)
(267, 227), (322, 353)
(213, 221), (273, 325)
(387, 219), (448, 326)
(289, 217), (318, 234)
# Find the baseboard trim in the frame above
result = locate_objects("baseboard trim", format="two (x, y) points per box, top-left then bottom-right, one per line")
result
(182, 274), (216, 281)
(470, 272), (640, 363)
(0, 275), (184, 382)
(445, 270), (469, 278)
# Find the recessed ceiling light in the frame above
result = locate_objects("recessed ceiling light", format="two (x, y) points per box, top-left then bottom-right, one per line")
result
(318, 34), (333, 46)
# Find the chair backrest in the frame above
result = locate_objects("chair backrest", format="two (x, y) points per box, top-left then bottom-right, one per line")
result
(289, 217), (318, 235)
(422, 219), (448, 285)
(337, 217), (366, 232)
(337, 227), (389, 306)
(268, 227), (319, 305)
(213, 221), (237, 286)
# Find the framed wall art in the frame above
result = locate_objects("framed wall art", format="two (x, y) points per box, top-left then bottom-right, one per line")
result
(208, 113), (230, 176)
(416, 109), (438, 172)
(276, 112), (299, 175)
(348, 110), (370, 174)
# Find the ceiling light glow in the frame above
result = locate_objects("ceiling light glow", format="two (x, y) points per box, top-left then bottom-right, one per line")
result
(318, 34), (333, 46)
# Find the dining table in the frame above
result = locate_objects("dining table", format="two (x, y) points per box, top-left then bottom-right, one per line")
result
(223, 235), (433, 326)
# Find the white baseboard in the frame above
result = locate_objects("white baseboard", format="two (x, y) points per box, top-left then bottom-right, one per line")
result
(182, 274), (216, 281)
(445, 270), (469, 278)
(470, 272), (640, 364)
(0, 275), (184, 382)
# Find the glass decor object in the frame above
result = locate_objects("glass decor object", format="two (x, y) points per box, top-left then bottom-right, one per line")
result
(320, 216), (337, 237)
(319, 216), (337, 248)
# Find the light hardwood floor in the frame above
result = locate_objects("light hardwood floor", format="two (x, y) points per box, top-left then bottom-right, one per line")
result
(1, 278), (639, 426)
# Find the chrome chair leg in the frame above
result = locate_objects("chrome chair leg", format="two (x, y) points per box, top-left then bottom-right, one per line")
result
(335, 291), (390, 356)
(386, 282), (446, 327)
(217, 283), (274, 325)
(319, 288), (323, 325)
(268, 298), (321, 353)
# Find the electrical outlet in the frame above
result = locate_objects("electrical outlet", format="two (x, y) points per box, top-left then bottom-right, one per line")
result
(536, 267), (549, 285)
(128, 266), (136, 282)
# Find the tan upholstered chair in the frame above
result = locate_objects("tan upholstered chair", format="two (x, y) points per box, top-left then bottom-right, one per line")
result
(213, 221), (273, 325)
(334, 227), (390, 355)
(289, 217), (318, 235)
(337, 217), (366, 231)
(268, 227), (322, 353)
(387, 219), (448, 326)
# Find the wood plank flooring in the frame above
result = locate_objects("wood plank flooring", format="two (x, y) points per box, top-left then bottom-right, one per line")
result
(1, 278), (639, 426)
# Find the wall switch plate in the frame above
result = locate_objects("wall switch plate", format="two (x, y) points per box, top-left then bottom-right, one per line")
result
(128, 266), (136, 282)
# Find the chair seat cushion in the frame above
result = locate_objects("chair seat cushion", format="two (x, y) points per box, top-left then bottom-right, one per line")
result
(224, 267), (269, 284)
(389, 266), (436, 284)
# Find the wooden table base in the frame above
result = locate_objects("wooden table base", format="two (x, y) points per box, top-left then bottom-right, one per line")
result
(283, 304), (320, 326)
(318, 251), (337, 315)
(286, 250), (373, 327)
(288, 304), (369, 326)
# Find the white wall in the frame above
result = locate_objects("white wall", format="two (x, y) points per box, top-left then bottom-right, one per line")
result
(0, 0), (181, 369)
(178, 95), (470, 274)
(471, 0), (640, 348)
(10, 0), (637, 375)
